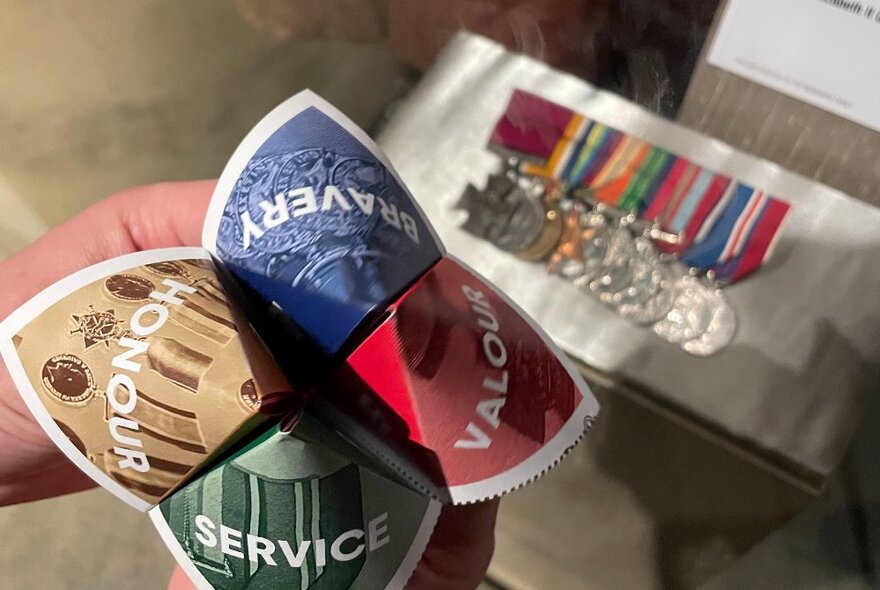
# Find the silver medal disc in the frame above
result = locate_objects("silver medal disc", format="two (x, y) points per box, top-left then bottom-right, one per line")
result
(571, 219), (612, 289)
(653, 275), (708, 343)
(680, 290), (737, 356)
(653, 275), (737, 355)
(611, 236), (663, 307)
(617, 261), (677, 325)
(487, 189), (546, 253)
(589, 226), (638, 306)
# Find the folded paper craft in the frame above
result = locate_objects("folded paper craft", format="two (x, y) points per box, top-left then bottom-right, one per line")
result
(0, 249), (287, 510)
(0, 91), (599, 589)
(151, 418), (440, 590)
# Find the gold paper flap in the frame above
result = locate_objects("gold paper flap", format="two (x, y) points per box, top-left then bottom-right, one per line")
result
(0, 248), (287, 510)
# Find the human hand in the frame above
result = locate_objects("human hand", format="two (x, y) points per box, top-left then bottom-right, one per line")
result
(0, 179), (499, 589)
(0, 180), (214, 505)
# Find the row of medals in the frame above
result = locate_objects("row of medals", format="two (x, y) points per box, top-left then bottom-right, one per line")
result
(458, 161), (737, 357)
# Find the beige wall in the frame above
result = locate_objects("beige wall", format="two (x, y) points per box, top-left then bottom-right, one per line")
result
(0, 0), (405, 254)
(679, 0), (880, 207)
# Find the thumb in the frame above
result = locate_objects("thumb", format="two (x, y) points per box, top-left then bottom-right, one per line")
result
(168, 565), (197, 590)
(0, 180), (215, 321)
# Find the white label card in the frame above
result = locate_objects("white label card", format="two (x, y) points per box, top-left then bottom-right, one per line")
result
(708, 0), (880, 133)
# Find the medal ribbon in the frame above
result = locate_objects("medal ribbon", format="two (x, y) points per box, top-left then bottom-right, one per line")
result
(654, 173), (732, 255)
(490, 91), (792, 279)
(490, 89), (576, 160)
(667, 169), (716, 233)
(681, 185), (761, 270)
(628, 149), (675, 213)
(521, 114), (589, 179)
(641, 158), (691, 220)
(612, 142), (669, 211)
(660, 175), (733, 255)
(714, 198), (792, 283)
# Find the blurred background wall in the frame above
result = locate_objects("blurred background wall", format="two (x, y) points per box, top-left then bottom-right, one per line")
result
(0, 0), (409, 254)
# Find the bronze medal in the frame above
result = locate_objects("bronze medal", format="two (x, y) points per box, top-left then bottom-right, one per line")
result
(41, 354), (96, 406)
(103, 274), (156, 302)
(514, 206), (563, 262)
(546, 202), (599, 279)
(145, 261), (191, 281)
(55, 419), (88, 456)
(183, 258), (214, 271)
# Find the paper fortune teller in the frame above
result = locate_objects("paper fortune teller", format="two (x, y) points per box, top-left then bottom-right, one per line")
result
(200, 91), (599, 502)
(0, 91), (599, 588)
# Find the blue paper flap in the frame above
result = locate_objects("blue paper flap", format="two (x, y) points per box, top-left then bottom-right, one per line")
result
(206, 95), (443, 356)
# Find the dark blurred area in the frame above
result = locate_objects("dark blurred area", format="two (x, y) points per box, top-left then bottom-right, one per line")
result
(598, 0), (721, 115)
(236, 0), (721, 116)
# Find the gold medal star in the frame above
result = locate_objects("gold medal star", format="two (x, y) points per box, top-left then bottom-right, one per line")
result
(69, 306), (125, 350)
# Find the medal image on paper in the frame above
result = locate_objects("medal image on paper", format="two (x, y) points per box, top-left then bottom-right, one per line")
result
(2, 251), (281, 508)
(206, 100), (443, 358)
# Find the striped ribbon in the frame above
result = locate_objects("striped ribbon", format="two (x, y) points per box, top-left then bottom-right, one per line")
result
(489, 90), (792, 283)
(714, 197), (792, 283)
